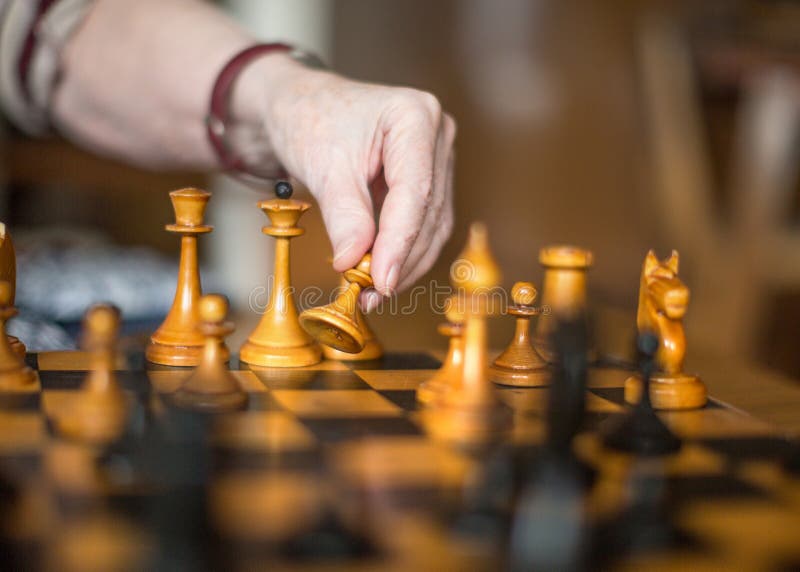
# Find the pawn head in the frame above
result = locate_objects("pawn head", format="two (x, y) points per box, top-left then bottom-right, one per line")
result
(83, 304), (121, 344)
(511, 281), (537, 306)
(200, 294), (229, 324)
(275, 180), (293, 199)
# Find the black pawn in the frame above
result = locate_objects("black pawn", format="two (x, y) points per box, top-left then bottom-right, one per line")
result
(509, 319), (595, 572)
(138, 410), (221, 572)
(275, 180), (293, 199)
(601, 333), (682, 456)
(547, 318), (590, 455)
(509, 453), (590, 572)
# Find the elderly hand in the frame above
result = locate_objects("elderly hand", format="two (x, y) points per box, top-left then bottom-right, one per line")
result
(253, 56), (456, 311)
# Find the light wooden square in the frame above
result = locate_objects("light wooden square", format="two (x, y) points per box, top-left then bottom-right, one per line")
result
(354, 369), (437, 390)
(271, 389), (402, 417)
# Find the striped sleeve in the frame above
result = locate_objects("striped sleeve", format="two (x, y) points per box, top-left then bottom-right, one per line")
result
(0, 0), (93, 135)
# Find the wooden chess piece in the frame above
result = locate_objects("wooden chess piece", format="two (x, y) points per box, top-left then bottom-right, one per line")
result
(240, 181), (321, 367)
(624, 250), (706, 410)
(55, 304), (128, 445)
(417, 295), (465, 405)
(490, 281), (549, 386)
(533, 246), (593, 362)
(425, 223), (511, 447)
(299, 254), (374, 354)
(147, 188), (226, 366)
(171, 294), (247, 412)
(322, 274), (383, 361)
(0, 280), (35, 390)
(0, 223), (25, 358)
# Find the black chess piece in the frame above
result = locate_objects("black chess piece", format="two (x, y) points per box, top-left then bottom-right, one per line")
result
(508, 319), (595, 572)
(96, 376), (155, 487)
(275, 180), (293, 199)
(601, 333), (682, 456)
(137, 410), (221, 572)
(509, 451), (589, 572)
(547, 318), (590, 454)
(279, 509), (376, 562)
(538, 318), (596, 487)
(450, 444), (516, 543)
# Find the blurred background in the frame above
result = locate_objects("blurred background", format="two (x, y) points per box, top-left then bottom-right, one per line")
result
(1, 0), (800, 378)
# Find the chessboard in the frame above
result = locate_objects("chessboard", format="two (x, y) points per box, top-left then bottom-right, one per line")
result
(1, 349), (799, 571)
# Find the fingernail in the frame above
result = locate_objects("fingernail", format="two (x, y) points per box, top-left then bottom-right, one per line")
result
(382, 264), (398, 296)
(333, 240), (355, 266)
(363, 290), (381, 314)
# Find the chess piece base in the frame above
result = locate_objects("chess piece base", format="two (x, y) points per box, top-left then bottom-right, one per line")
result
(490, 364), (551, 387)
(240, 340), (322, 368)
(601, 398), (682, 456)
(299, 308), (363, 354)
(145, 340), (217, 367)
(625, 373), (706, 410)
(56, 392), (129, 445)
(7, 335), (25, 359)
(322, 338), (382, 361)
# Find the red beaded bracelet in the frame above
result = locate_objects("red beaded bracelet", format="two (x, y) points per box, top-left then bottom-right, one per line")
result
(206, 43), (293, 185)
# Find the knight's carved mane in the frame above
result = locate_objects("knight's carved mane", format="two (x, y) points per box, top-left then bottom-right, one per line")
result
(636, 249), (685, 374)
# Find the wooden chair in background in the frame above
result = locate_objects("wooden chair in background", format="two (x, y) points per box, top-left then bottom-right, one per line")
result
(638, 12), (800, 369)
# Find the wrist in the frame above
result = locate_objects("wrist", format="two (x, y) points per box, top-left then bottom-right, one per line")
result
(207, 43), (326, 183)
(229, 51), (300, 125)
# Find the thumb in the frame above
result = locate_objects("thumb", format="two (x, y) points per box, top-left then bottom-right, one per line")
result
(315, 172), (376, 272)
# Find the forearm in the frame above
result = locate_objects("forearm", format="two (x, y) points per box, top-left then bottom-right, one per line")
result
(52, 0), (289, 170)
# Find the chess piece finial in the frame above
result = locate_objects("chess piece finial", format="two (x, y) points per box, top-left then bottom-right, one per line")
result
(425, 223), (511, 447)
(275, 180), (293, 199)
(417, 295), (465, 405)
(0, 280), (35, 390)
(490, 281), (549, 386)
(0, 224), (25, 358)
(299, 254), (374, 354)
(172, 294), (247, 411)
(322, 269), (383, 361)
(240, 184), (321, 367)
(533, 245), (593, 362)
(512, 281), (537, 305)
(56, 304), (129, 444)
(624, 250), (706, 409)
(147, 188), (226, 366)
